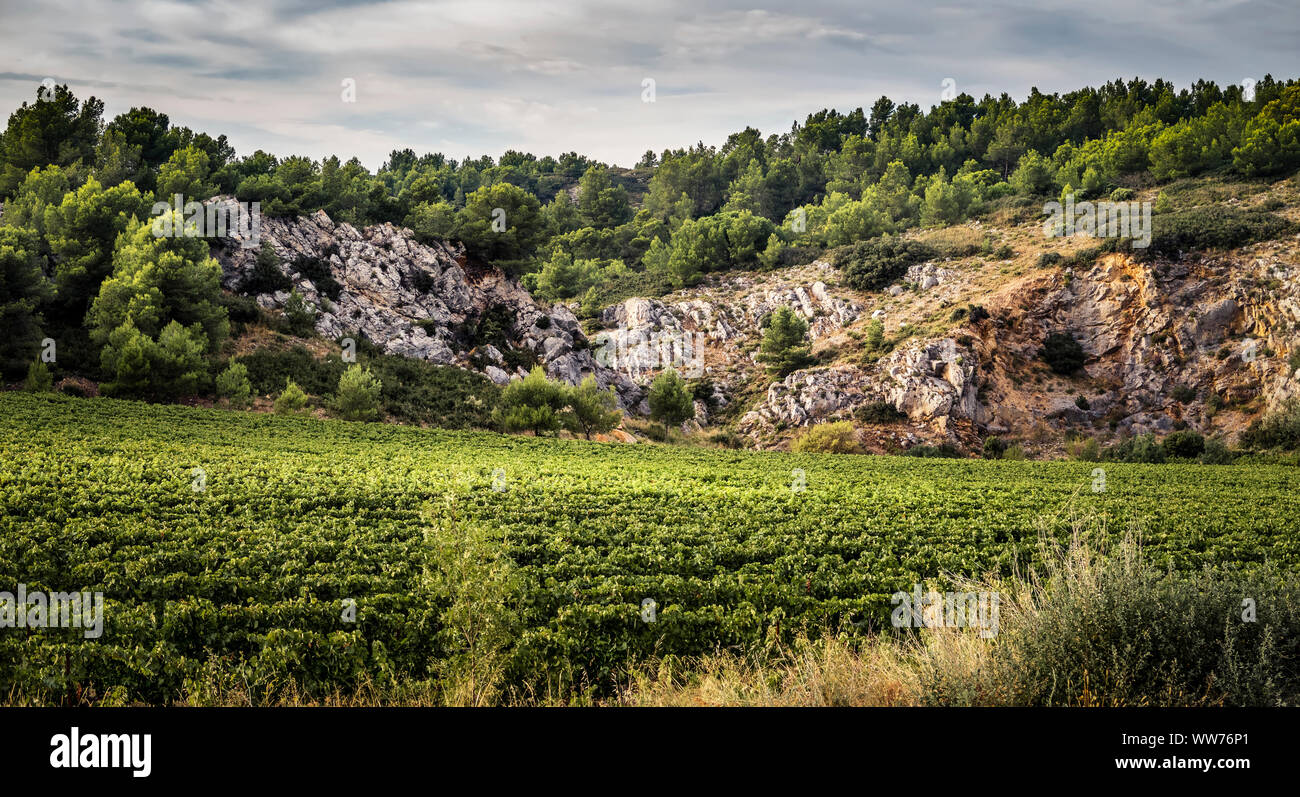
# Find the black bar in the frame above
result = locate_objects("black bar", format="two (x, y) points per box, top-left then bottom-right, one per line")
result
(10, 707), (1287, 786)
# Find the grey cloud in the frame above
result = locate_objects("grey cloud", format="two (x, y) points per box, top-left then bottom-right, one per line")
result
(0, 0), (1294, 169)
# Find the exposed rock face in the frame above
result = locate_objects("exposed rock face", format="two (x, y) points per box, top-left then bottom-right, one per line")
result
(204, 198), (1300, 451)
(975, 249), (1300, 442)
(208, 199), (639, 406)
(717, 238), (1300, 452)
(738, 338), (978, 437)
(594, 297), (713, 382)
(589, 259), (993, 446)
(592, 262), (861, 386)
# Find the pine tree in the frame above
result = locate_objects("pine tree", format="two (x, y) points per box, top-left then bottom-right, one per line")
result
(0, 226), (54, 377)
(648, 369), (694, 427)
(333, 364), (383, 421)
(758, 306), (813, 377)
(494, 366), (567, 435)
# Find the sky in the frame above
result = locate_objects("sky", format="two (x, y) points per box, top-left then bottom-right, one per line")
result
(0, 0), (1296, 170)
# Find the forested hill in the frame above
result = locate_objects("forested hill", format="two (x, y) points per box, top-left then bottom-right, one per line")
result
(3, 75), (1300, 460)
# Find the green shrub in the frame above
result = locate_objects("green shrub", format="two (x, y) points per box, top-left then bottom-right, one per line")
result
(1066, 436), (1101, 462)
(241, 242), (292, 295)
(215, 362), (252, 408)
(273, 378), (309, 415)
(332, 364), (383, 422)
(1040, 332), (1086, 375)
(220, 293), (262, 327)
(791, 421), (861, 454)
(864, 319), (885, 351)
(707, 429), (745, 449)
(464, 305), (536, 372)
(757, 307), (813, 377)
(565, 376), (622, 439)
(985, 533), (1300, 706)
(239, 345), (497, 429)
(1161, 430), (1205, 459)
(493, 366), (566, 435)
(58, 381), (88, 398)
(855, 401), (905, 424)
(1199, 437), (1235, 465)
(1171, 384), (1197, 403)
(648, 369), (695, 427)
(1074, 395), (1090, 411)
(1109, 187), (1135, 201)
(291, 252), (342, 301)
(284, 289), (317, 337)
(24, 360), (53, 393)
(238, 346), (345, 396)
(1239, 398), (1300, 450)
(902, 442), (962, 458)
(371, 356), (497, 429)
(982, 436), (1007, 459)
(576, 268), (676, 320)
(829, 238), (937, 292)
(1103, 433), (1165, 463)
(690, 378), (719, 409)
(1147, 206), (1294, 258)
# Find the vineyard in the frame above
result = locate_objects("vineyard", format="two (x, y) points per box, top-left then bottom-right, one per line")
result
(2, 391), (1299, 704)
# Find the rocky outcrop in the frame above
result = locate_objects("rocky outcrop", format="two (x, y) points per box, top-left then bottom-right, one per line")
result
(204, 196), (1300, 450)
(593, 297), (716, 383)
(738, 337), (979, 439)
(904, 262), (956, 290)
(976, 248), (1300, 442)
(592, 262), (861, 386)
(732, 238), (1300, 451)
(588, 258), (992, 444)
(208, 199), (639, 405)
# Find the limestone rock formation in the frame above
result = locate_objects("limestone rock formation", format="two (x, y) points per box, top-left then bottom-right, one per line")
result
(738, 337), (978, 438)
(591, 262), (861, 387)
(207, 199), (640, 406)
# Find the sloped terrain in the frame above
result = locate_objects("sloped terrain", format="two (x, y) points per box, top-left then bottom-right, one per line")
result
(587, 178), (1300, 453)
(207, 176), (1300, 456)
(209, 199), (641, 407)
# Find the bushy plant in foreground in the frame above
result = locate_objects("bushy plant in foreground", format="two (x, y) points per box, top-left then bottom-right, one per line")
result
(1240, 397), (1300, 451)
(215, 362), (252, 408)
(979, 531), (1300, 706)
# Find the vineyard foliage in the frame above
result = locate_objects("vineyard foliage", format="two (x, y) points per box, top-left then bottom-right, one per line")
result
(2, 392), (1299, 702)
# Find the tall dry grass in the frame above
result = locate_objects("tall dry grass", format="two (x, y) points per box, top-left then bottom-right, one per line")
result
(616, 525), (1299, 707)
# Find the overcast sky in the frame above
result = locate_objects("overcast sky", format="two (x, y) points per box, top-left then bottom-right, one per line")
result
(0, 0), (1295, 169)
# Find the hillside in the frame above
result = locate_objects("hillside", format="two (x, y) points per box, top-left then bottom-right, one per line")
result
(618, 175), (1300, 455)
(196, 172), (1300, 459)
(5, 76), (1300, 462)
